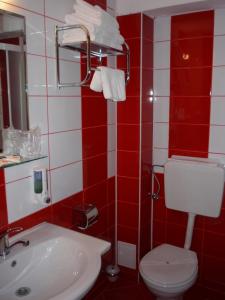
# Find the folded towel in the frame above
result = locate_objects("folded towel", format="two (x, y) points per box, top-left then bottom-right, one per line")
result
(75, 0), (101, 18)
(65, 13), (120, 35)
(74, 5), (102, 26)
(74, 5), (119, 32)
(95, 5), (119, 29)
(65, 14), (95, 32)
(63, 1), (124, 50)
(62, 28), (123, 50)
(90, 67), (126, 101)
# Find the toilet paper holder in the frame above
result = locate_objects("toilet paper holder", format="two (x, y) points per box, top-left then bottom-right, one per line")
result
(74, 204), (98, 230)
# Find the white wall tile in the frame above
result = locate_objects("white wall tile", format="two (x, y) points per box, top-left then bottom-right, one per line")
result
(154, 16), (171, 42)
(5, 157), (49, 183)
(153, 148), (168, 173)
(213, 36), (225, 66)
(153, 123), (169, 149)
(209, 125), (225, 154)
(28, 97), (48, 134)
(107, 0), (116, 10)
(27, 54), (47, 95)
(118, 241), (136, 269)
(210, 97), (225, 125)
(47, 58), (81, 96)
(212, 67), (225, 96)
(108, 101), (116, 124)
(48, 98), (81, 133)
(0, 1), (44, 14)
(49, 131), (82, 169)
(214, 9), (225, 36)
(153, 97), (169, 123)
(51, 162), (83, 203)
(108, 151), (115, 178)
(107, 7), (115, 16)
(208, 152), (225, 166)
(0, 3), (45, 56)
(41, 135), (49, 157)
(154, 69), (170, 97)
(154, 41), (170, 69)
(6, 176), (50, 223)
(45, 17), (81, 61)
(45, 0), (74, 22)
(26, 13), (45, 56)
(108, 124), (116, 151)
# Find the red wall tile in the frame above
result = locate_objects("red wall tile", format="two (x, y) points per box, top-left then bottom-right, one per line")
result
(170, 67), (212, 97)
(118, 202), (139, 229)
(171, 37), (213, 68)
(117, 38), (141, 68)
(117, 14), (141, 40)
(169, 11), (213, 161)
(83, 154), (107, 188)
(82, 97), (107, 128)
(117, 177), (139, 204)
(83, 126), (107, 159)
(117, 97), (140, 124)
(171, 11), (214, 40)
(169, 124), (209, 153)
(117, 124), (140, 151)
(84, 180), (107, 210)
(117, 151), (139, 178)
(118, 225), (138, 245)
(170, 97), (210, 124)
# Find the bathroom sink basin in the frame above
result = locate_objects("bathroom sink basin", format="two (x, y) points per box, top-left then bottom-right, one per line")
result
(0, 222), (111, 300)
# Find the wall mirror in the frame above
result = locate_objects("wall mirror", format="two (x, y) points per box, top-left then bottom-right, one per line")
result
(0, 9), (28, 150)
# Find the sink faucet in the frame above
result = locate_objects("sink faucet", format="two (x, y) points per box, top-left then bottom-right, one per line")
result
(0, 227), (29, 257)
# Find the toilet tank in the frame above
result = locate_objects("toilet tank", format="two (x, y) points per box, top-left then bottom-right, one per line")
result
(164, 156), (225, 217)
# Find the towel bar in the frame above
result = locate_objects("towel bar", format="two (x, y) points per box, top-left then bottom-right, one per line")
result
(55, 24), (130, 89)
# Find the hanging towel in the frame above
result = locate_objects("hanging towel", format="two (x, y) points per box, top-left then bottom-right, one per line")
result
(90, 67), (126, 101)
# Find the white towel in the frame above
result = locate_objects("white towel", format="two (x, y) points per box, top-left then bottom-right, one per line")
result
(62, 28), (123, 50)
(74, 5), (119, 31)
(75, 0), (101, 18)
(90, 67), (126, 101)
(95, 5), (119, 29)
(65, 13), (120, 35)
(63, 1), (124, 50)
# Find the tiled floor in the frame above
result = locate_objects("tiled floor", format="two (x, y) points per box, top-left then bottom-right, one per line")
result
(84, 266), (225, 300)
(84, 267), (154, 300)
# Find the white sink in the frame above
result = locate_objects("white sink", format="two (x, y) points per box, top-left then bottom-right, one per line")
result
(0, 222), (111, 300)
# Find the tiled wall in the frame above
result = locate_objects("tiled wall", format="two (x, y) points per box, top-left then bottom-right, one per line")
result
(153, 9), (225, 297)
(0, 0), (116, 251)
(117, 13), (153, 270)
(140, 14), (153, 259)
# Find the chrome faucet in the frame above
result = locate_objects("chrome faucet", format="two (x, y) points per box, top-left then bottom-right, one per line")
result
(0, 227), (29, 257)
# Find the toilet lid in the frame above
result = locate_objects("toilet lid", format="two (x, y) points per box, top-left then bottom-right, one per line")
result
(140, 244), (198, 287)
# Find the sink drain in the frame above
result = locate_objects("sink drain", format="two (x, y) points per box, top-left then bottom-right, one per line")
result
(15, 287), (31, 297)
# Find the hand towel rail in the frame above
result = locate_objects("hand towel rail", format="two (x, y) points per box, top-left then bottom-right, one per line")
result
(55, 24), (130, 89)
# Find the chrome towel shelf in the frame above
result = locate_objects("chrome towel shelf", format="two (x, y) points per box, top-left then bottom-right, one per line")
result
(55, 24), (130, 89)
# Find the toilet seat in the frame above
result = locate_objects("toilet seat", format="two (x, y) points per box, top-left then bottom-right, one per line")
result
(139, 244), (198, 288)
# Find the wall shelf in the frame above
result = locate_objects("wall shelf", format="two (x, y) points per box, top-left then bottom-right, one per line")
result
(55, 24), (130, 88)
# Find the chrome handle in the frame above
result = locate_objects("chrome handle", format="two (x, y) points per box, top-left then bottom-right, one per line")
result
(0, 227), (23, 239)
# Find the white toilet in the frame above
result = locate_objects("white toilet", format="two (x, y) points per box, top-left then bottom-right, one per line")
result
(139, 156), (225, 300)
